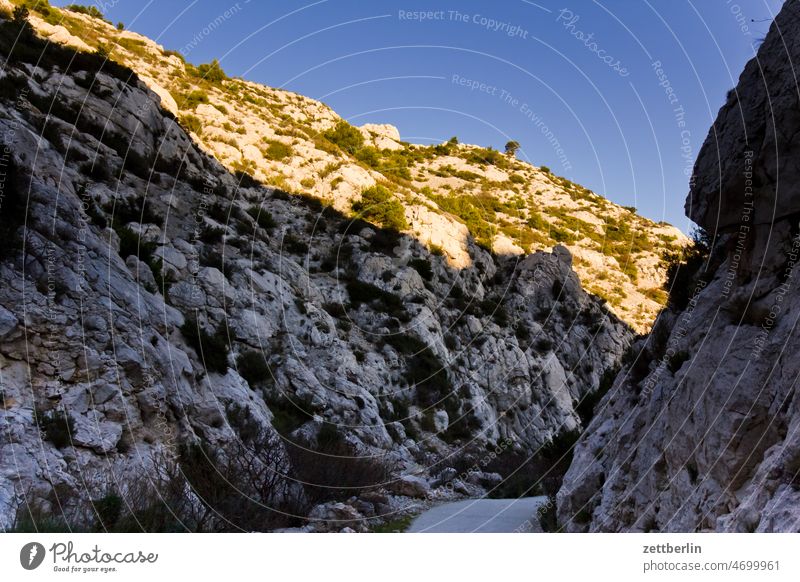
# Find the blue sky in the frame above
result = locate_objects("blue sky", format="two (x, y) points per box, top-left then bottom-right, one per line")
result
(54, 0), (785, 230)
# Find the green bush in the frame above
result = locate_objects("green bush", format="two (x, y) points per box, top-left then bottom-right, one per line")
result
(465, 147), (506, 167)
(180, 318), (230, 374)
(183, 89), (209, 109)
(263, 140), (292, 161)
(352, 185), (408, 231)
(323, 120), (364, 154)
(192, 59), (227, 83)
(64, 4), (109, 22)
(180, 114), (202, 135)
(431, 193), (496, 249)
(35, 408), (75, 449)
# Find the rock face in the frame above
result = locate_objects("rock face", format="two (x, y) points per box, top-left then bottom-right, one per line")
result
(0, 18), (633, 530)
(558, 0), (800, 532)
(5, 1), (687, 333)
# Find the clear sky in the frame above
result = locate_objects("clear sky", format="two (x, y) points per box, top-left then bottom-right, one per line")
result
(53, 0), (785, 230)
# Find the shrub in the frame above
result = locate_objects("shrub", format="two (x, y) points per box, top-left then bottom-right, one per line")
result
(346, 280), (403, 313)
(92, 493), (123, 531)
(180, 318), (230, 374)
(323, 302), (347, 318)
(199, 246), (233, 279)
(183, 89), (209, 109)
(431, 193), (496, 249)
(236, 350), (271, 387)
(180, 114), (202, 135)
(664, 228), (712, 310)
(266, 397), (310, 436)
(192, 59), (227, 83)
(35, 408), (75, 449)
(64, 4), (109, 22)
(199, 225), (224, 244)
(352, 185), (408, 231)
(12, 6), (29, 24)
(207, 201), (233, 223)
(386, 333), (427, 356)
(111, 195), (158, 229)
(163, 49), (185, 62)
(369, 227), (403, 255)
(465, 147), (505, 167)
(247, 205), (276, 230)
(263, 140), (292, 161)
(409, 258), (433, 281)
(178, 432), (300, 531)
(283, 234), (308, 255)
(324, 120), (364, 154)
(286, 425), (392, 505)
(576, 366), (618, 425)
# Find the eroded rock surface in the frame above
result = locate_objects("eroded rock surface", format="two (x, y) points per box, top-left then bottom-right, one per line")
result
(0, 18), (633, 530)
(559, 0), (800, 532)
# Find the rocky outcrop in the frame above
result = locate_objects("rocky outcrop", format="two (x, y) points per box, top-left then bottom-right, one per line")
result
(558, 0), (800, 532)
(0, 18), (633, 530)
(4, 0), (687, 332)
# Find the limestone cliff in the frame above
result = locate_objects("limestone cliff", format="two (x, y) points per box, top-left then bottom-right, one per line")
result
(0, 0), (687, 333)
(0, 12), (633, 531)
(558, 0), (800, 532)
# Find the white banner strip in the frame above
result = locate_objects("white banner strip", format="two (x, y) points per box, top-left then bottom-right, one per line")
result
(1, 533), (798, 581)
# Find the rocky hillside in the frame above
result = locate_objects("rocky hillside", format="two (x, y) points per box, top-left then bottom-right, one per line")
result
(0, 8), (635, 531)
(558, 0), (800, 532)
(2, 0), (687, 332)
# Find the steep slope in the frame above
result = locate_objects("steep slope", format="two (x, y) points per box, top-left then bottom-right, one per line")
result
(0, 13), (632, 531)
(558, 0), (800, 532)
(2, 0), (687, 332)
